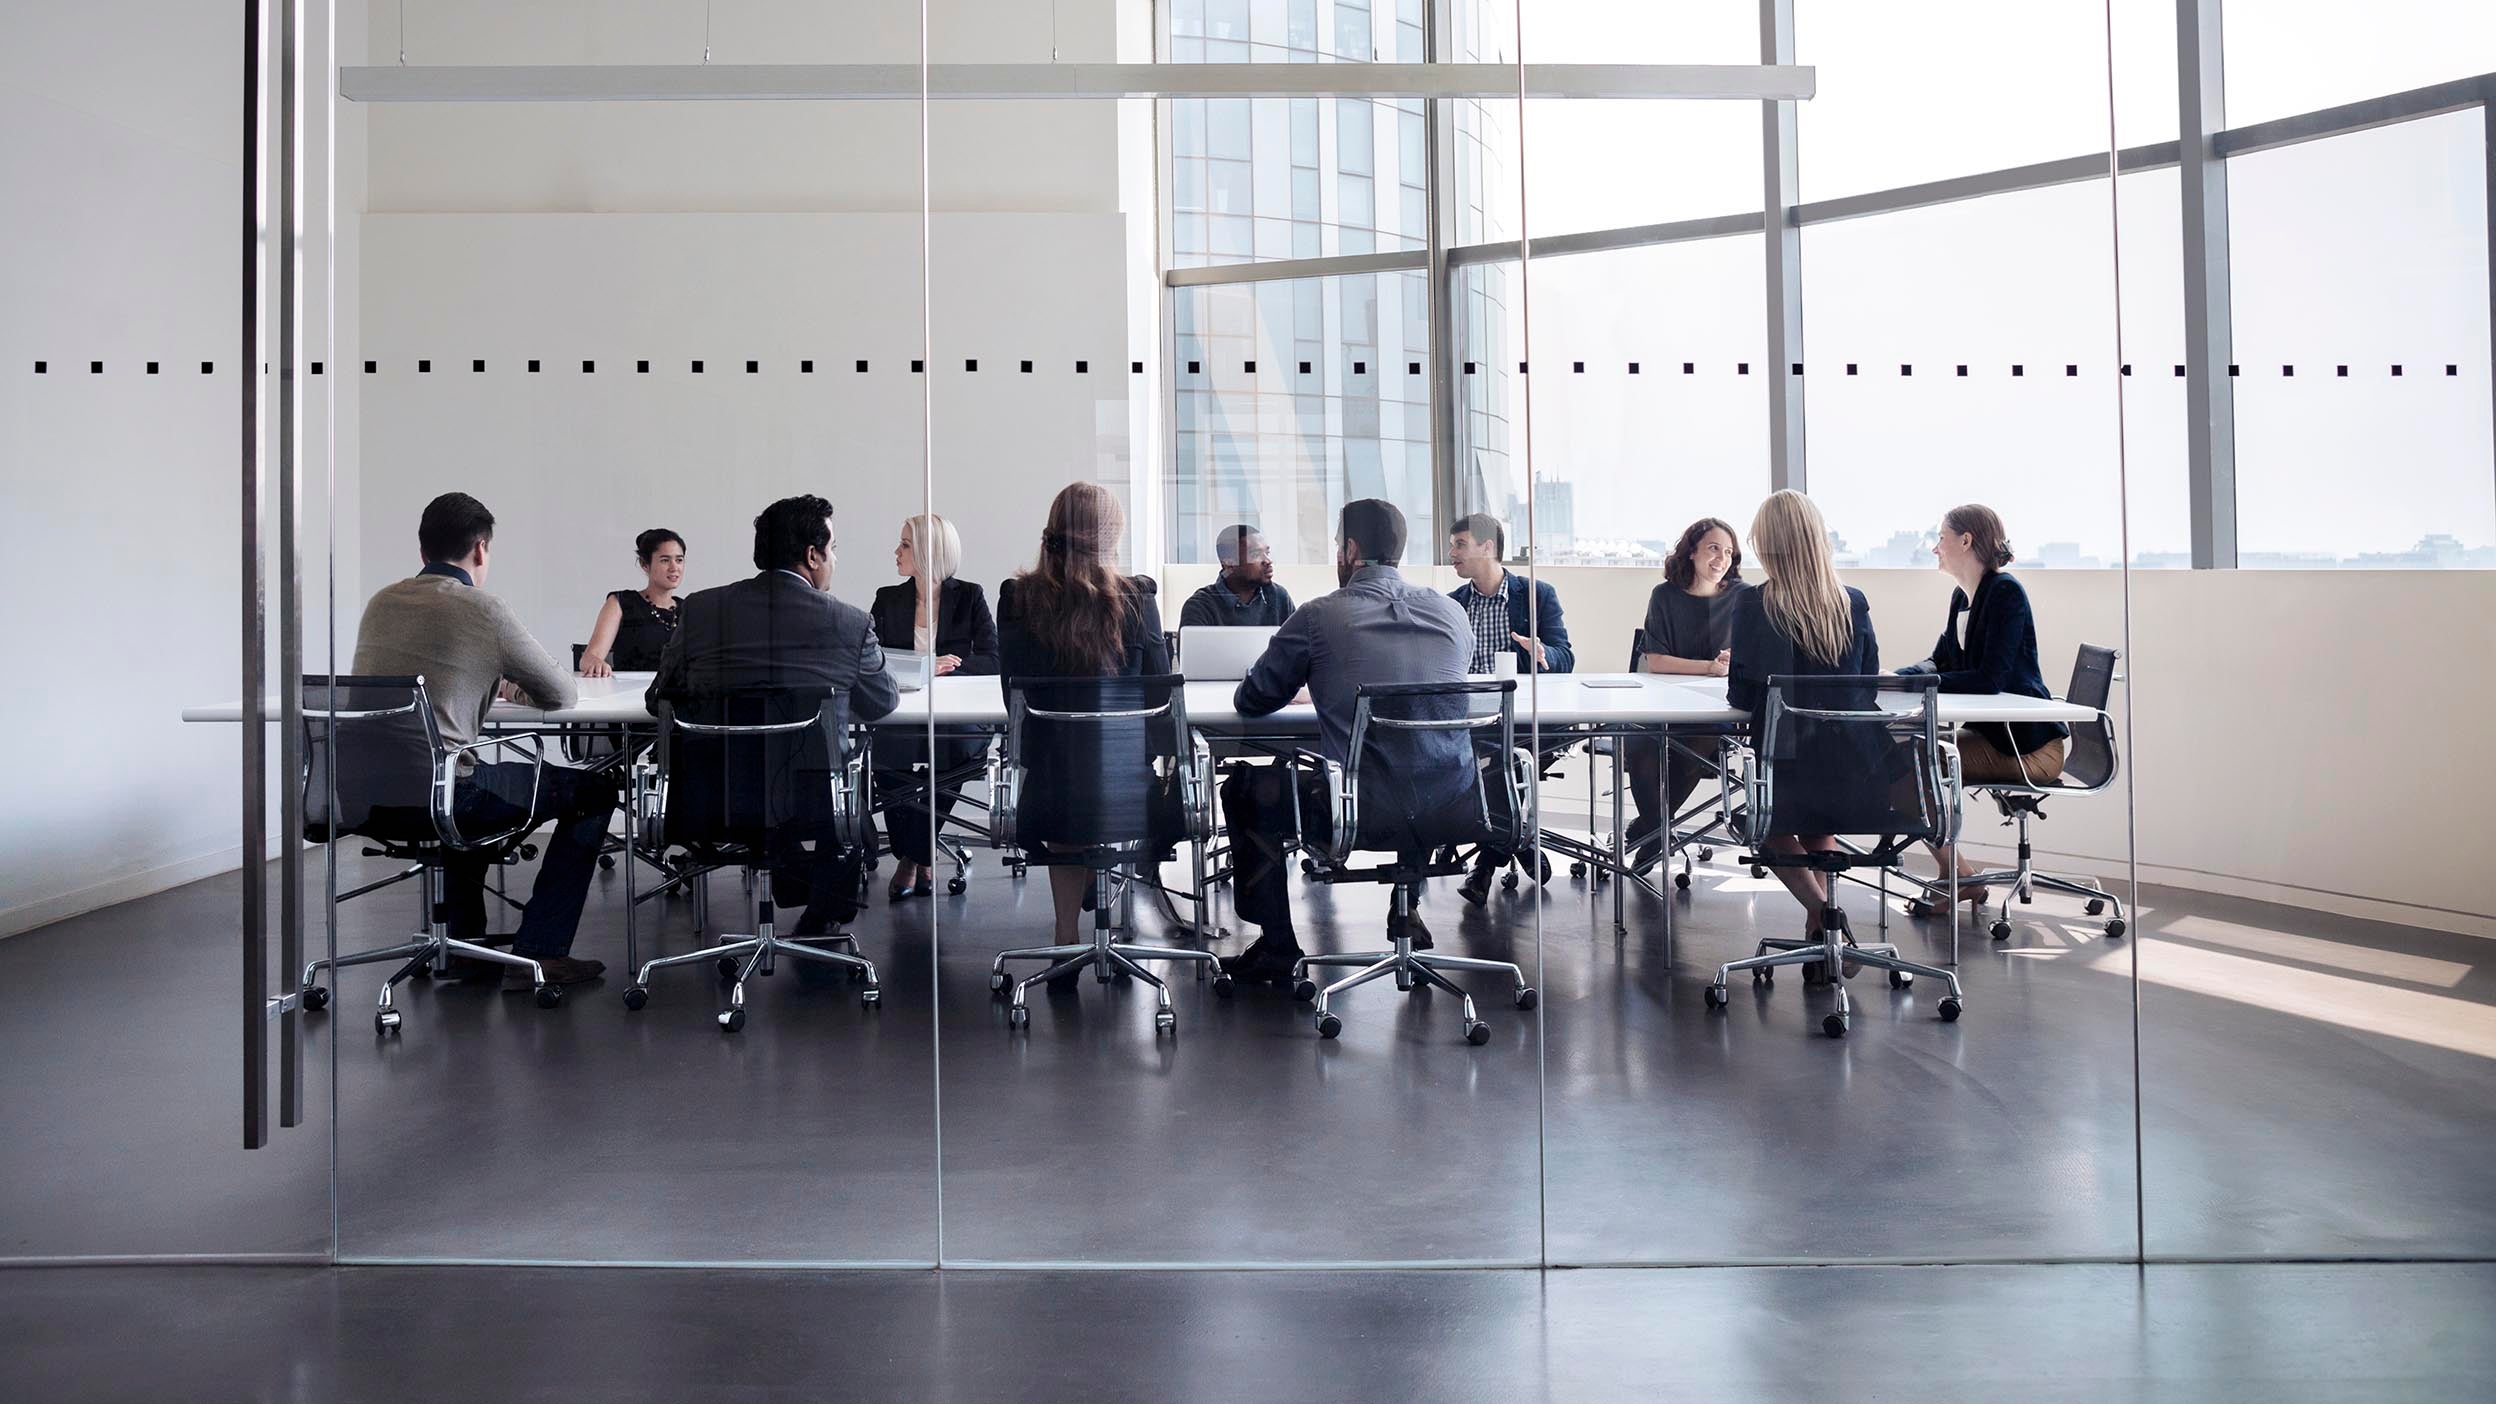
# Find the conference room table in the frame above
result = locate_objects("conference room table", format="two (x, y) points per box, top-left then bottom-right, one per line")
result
(186, 673), (2097, 952)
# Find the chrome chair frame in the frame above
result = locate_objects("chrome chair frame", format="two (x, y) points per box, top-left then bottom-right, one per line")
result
(985, 679), (1227, 1034)
(621, 700), (879, 1031)
(1289, 680), (1541, 1045)
(1909, 645), (2129, 942)
(296, 675), (563, 1034)
(1704, 674), (1967, 1038)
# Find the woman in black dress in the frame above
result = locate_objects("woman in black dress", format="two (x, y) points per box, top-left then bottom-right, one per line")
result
(1623, 516), (1748, 867)
(995, 483), (1168, 947)
(870, 514), (999, 900)
(578, 528), (685, 676)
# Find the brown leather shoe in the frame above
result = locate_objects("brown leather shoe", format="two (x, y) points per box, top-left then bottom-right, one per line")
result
(504, 956), (606, 988)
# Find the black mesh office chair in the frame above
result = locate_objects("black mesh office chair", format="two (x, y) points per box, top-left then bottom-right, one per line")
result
(620, 687), (879, 1031)
(1289, 680), (1540, 1044)
(1704, 674), (1967, 1038)
(1911, 644), (2127, 941)
(987, 674), (1228, 1033)
(296, 674), (565, 1033)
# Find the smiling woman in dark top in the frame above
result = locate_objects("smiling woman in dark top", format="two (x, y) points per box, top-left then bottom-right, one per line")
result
(870, 513), (999, 900)
(995, 482), (1169, 947)
(578, 528), (685, 676)
(1623, 516), (1748, 866)
(1896, 503), (2069, 901)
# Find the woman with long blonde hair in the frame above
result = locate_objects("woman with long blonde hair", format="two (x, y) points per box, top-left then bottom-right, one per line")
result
(1726, 490), (1882, 933)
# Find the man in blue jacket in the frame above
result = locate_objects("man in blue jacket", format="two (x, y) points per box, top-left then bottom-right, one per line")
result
(1447, 513), (1571, 903)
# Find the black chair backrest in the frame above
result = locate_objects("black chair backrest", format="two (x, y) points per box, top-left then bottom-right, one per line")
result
(1348, 679), (1519, 853)
(2062, 644), (2120, 789)
(300, 674), (441, 844)
(1006, 673), (1188, 852)
(570, 642), (587, 670)
(1749, 674), (1948, 848)
(1626, 627), (1649, 673)
(657, 686), (847, 851)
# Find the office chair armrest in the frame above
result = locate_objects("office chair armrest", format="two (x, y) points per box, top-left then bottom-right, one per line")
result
(1181, 733), (1217, 845)
(627, 751), (665, 853)
(989, 758), (1024, 850)
(1322, 758), (1354, 867)
(429, 732), (547, 852)
(1731, 739), (1770, 849)
(830, 747), (871, 851)
(1507, 746), (1540, 846)
(1938, 736), (1965, 844)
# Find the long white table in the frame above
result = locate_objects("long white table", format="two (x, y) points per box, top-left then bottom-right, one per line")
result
(184, 672), (2098, 730)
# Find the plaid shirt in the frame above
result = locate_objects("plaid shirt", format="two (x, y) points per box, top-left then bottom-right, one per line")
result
(1460, 574), (1511, 673)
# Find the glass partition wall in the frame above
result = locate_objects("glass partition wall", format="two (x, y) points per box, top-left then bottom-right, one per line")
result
(264, 0), (2492, 1274)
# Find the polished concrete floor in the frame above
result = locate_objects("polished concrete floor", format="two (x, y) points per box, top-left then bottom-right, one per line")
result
(5, 1261), (2494, 1401)
(2, 829), (2491, 1266)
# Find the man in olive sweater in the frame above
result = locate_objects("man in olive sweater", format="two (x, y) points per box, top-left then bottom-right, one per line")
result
(350, 493), (613, 986)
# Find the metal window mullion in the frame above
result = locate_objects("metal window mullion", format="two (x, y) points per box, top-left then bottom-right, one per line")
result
(1761, 0), (1806, 493)
(2486, 103), (2495, 523)
(240, 0), (269, 1152)
(2178, 0), (2238, 569)
(277, 0), (305, 1131)
(1425, 0), (1457, 561)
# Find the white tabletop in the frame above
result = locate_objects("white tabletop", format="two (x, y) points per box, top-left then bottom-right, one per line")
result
(185, 671), (2098, 730)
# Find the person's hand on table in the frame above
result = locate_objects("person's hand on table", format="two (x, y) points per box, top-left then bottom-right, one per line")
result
(1709, 649), (1730, 678)
(1510, 633), (1549, 671)
(1291, 686), (1313, 706)
(495, 679), (533, 705)
(578, 652), (612, 679)
(934, 654), (963, 676)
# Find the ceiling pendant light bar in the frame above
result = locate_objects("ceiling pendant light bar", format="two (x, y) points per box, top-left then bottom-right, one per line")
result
(340, 62), (1814, 104)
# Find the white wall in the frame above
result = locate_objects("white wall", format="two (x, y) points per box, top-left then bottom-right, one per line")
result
(1, 2), (364, 937)
(1166, 558), (2496, 937)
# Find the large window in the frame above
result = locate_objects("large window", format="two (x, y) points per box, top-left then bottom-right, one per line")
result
(2228, 109), (2495, 566)
(2222, 0), (2496, 125)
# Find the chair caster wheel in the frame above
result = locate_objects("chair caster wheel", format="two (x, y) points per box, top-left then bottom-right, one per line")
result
(1211, 974), (1235, 999)
(599, 855), (616, 872)
(1501, 871), (1519, 892)
(534, 984), (562, 1009)
(1938, 995), (1963, 1022)
(410, 963), (435, 980)
(1513, 986), (1538, 1011)
(718, 1008), (745, 1032)
(2084, 898), (2106, 915)
(948, 877), (968, 895)
(1315, 1012), (1342, 1039)
(2104, 918), (2126, 939)
(1905, 899), (1934, 920)
(718, 956), (740, 980)
(1800, 960), (1831, 988)
(989, 969), (1010, 995)
(1753, 966), (1774, 986)
(1300, 859), (1317, 876)
(1750, 865), (1767, 879)
(1703, 983), (1728, 1009)
(1464, 1020), (1492, 1046)
(623, 985), (650, 1010)
(1822, 1013), (1849, 1038)
(1011, 863), (1028, 880)
(1291, 978), (1317, 1003)
(1007, 1005), (1029, 1029)
(302, 986), (330, 1012)
(1990, 919), (2013, 941)
(1155, 1010), (1177, 1033)
(861, 986), (882, 1007)
(1674, 872), (1691, 890)
(374, 1009), (401, 1034)
(1697, 847), (1714, 862)
(1889, 969), (1912, 989)
(1569, 861), (1587, 878)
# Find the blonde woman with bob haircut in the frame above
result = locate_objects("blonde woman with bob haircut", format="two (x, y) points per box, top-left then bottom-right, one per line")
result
(1724, 490), (1882, 934)
(870, 512), (999, 899)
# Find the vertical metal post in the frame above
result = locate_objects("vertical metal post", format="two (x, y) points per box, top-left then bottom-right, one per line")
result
(277, 0), (306, 1131)
(2177, 0), (2238, 568)
(1423, 0), (1458, 555)
(1760, 0), (1807, 493)
(2484, 102), (2494, 508)
(241, 0), (269, 1151)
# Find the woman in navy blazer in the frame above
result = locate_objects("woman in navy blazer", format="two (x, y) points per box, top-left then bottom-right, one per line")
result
(1896, 503), (2068, 901)
(1727, 491), (1881, 937)
(871, 514), (1000, 899)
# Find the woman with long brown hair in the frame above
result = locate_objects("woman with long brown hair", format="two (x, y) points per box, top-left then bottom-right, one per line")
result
(1726, 490), (1881, 935)
(995, 482), (1171, 945)
(1623, 515), (1749, 867)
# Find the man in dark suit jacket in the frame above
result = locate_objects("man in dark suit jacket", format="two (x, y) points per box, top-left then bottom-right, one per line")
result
(1446, 512), (1575, 677)
(648, 494), (899, 933)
